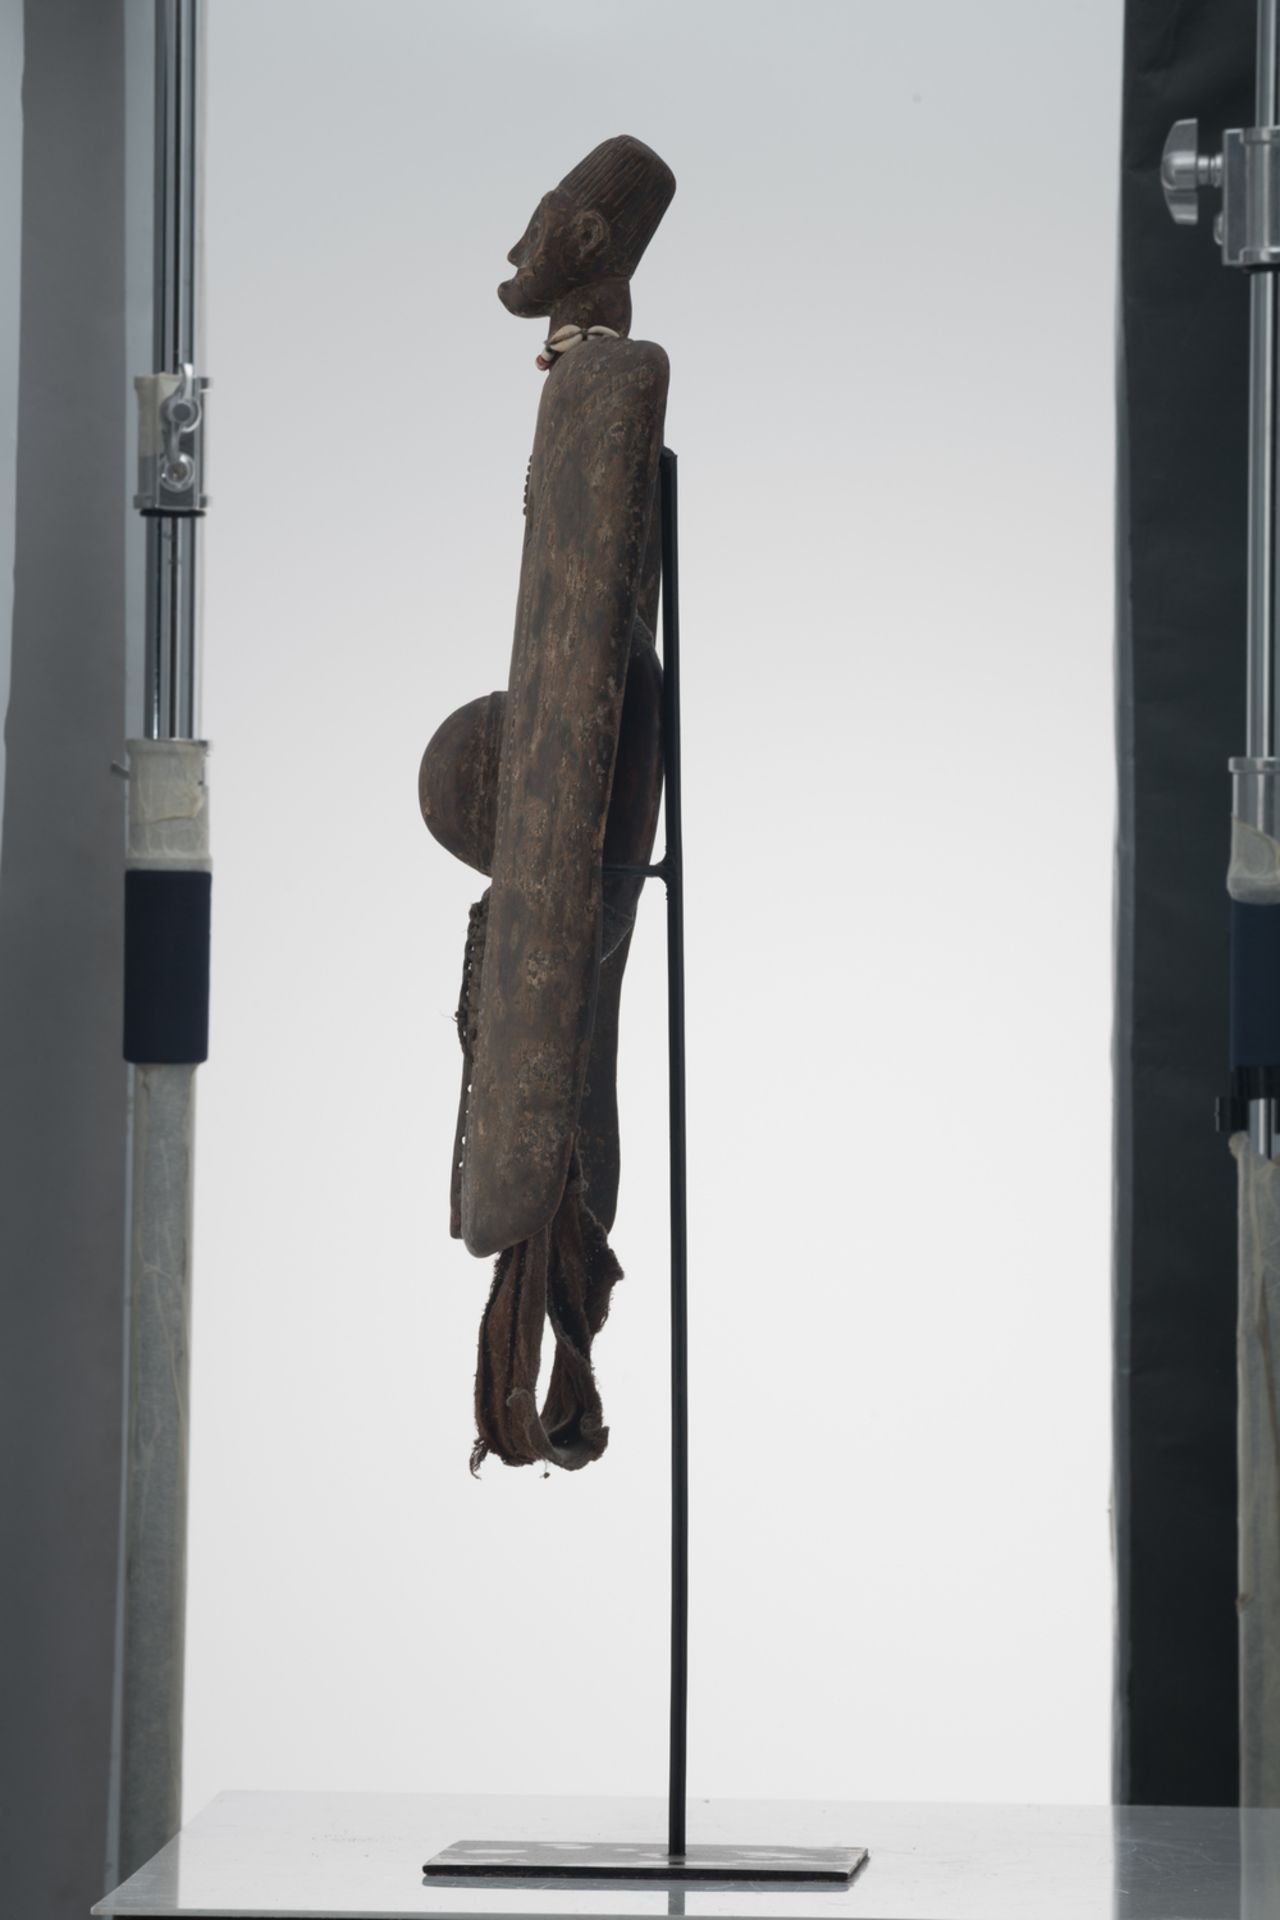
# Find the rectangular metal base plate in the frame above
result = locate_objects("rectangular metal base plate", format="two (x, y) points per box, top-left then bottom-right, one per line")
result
(423, 1840), (868, 1886)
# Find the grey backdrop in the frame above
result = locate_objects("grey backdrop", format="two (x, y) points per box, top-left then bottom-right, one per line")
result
(0, 4), (146, 1916)
(185, 0), (1118, 1819)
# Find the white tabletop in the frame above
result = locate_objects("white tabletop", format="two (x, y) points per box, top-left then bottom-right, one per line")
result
(91, 1790), (1280, 1920)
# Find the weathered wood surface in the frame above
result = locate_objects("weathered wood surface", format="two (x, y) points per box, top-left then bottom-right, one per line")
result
(460, 336), (667, 1257)
(418, 134), (676, 1465)
(420, 620), (661, 1242)
(418, 692), (502, 877)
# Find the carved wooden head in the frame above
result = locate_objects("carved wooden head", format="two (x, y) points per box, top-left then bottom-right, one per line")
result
(497, 134), (676, 318)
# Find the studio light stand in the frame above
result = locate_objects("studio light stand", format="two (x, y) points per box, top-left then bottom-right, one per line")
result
(114, 0), (212, 1883)
(1161, 0), (1280, 1810)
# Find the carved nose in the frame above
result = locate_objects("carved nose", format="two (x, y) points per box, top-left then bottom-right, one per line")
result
(506, 244), (520, 266)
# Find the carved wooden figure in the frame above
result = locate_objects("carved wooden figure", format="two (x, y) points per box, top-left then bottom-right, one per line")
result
(419, 136), (675, 1471)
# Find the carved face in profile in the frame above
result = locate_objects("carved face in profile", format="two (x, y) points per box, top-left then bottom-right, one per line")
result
(497, 190), (610, 317)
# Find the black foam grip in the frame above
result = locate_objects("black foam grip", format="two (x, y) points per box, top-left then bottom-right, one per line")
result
(1230, 898), (1280, 1070)
(123, 869), (211, 1065)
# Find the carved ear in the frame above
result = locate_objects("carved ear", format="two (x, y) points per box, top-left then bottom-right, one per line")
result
(570, 207), (610, 266)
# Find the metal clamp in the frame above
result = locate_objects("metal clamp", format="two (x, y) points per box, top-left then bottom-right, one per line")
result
(1162, 118), (1224, 229)
(1161, 116), (1280, 267)
(1222, 128), (1280, 265)
(133, 364), (210, 515)
(1231, 756), (1280, 833)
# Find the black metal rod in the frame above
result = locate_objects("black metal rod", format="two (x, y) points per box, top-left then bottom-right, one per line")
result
(602, 861), (668, 879)
(659, 447), (688, 1861)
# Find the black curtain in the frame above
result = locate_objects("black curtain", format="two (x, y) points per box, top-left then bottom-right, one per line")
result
(1115, 0), (1254, 1806)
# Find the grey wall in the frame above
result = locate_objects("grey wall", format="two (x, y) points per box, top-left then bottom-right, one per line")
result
(0, 3), (133, 1914)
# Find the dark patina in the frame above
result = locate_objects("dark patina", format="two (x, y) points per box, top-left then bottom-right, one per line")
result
(420, 136), (675, 1470)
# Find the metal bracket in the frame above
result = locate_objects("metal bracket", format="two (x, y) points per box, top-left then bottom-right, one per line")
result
(1223, 128), (1280, 265)
(133, 364), (209, 515)
(1161, 116), (1280, 267)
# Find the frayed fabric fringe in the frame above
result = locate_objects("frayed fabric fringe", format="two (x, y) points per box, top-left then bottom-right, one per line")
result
(470, 1155), (622, 1474)
(449, 892), (489, 1241)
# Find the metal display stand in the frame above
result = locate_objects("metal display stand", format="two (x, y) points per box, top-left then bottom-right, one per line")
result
(424, 452), (866, 1888)
(1161, 0), (1280, 1809)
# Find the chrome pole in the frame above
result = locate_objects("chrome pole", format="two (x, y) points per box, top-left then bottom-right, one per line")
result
(145, 0), (201, 741)
(1245, 274), (1276, 766)
(1246, 0), (1280, 1154)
